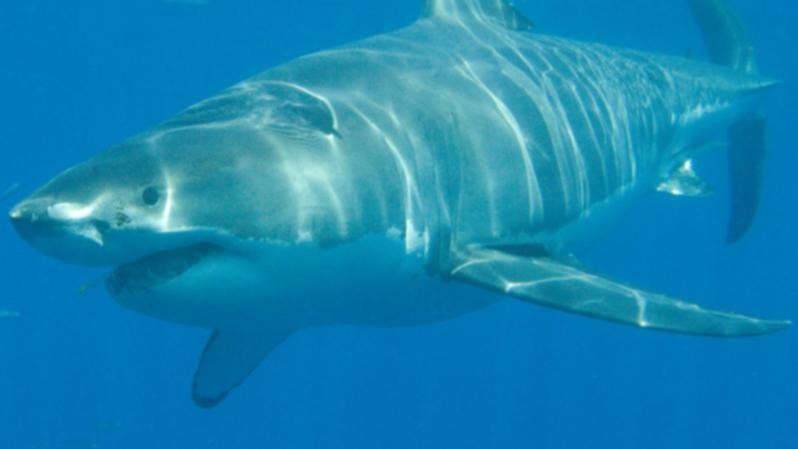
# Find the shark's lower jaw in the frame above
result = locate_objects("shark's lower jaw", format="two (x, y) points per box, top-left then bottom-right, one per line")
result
(105, 243), (222, 296)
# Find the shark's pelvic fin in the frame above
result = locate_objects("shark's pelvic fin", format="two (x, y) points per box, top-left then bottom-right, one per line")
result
(657, 159), (713, 197)
(192, 329), (292, 408)
(448, 247), (790, 336)
(422, 0), (534, 31)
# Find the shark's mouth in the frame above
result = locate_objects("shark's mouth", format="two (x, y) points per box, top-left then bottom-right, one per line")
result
(105, 243), (221, 295)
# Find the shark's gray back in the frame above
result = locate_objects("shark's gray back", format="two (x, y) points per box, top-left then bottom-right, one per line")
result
(152, 13), (770, 256)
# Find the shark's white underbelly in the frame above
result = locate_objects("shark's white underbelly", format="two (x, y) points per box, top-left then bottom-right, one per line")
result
(112, 235), (499, 331)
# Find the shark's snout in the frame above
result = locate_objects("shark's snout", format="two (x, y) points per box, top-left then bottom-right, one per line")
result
(9, 199), (64, 240)
(10, 197), (43, 220)
(9, 197), (111, 266)
(10, 188), (221, 269)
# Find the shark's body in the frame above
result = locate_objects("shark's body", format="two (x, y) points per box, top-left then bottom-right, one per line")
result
(9, 0), (789, 407)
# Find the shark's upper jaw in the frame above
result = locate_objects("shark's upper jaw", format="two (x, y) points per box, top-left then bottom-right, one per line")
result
(8, 194), (226, 269)
(9, 193), (244, 306)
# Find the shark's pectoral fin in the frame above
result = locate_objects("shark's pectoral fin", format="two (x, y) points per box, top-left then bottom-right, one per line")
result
(727, 114), (767, 243)
(192, 328), (292, 408)
(448, 247), (789, 336)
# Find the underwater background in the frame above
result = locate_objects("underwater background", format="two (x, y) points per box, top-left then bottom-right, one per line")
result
(1, 1), (795, 448)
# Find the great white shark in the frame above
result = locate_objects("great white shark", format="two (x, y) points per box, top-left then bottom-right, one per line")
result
(9, 0), (790, 407)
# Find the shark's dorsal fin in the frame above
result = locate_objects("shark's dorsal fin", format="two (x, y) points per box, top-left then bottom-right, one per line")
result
(422, 0), (534, 31)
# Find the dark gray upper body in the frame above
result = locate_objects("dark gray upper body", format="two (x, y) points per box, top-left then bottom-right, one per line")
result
(139, 1), (771, 259)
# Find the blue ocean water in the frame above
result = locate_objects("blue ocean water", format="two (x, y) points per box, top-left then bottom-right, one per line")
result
(1, 1), (795, 448)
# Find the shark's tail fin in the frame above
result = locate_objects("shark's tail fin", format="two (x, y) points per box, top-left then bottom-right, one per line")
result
(688, 0), (757, 74)
(688, 0), (767, 243)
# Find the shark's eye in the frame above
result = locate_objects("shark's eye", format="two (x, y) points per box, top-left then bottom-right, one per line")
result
(141, 186), (160, 206)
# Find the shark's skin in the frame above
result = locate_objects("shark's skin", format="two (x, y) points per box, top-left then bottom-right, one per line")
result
(8, 0), (789, 407)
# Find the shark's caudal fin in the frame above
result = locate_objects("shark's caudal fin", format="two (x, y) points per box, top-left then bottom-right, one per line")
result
(688, 0), (756, 74)
(449, 247), (790, 336)
(422, 0), (534, 31)
(688, 0), (768, 242)
(726, 113), (766, 242)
